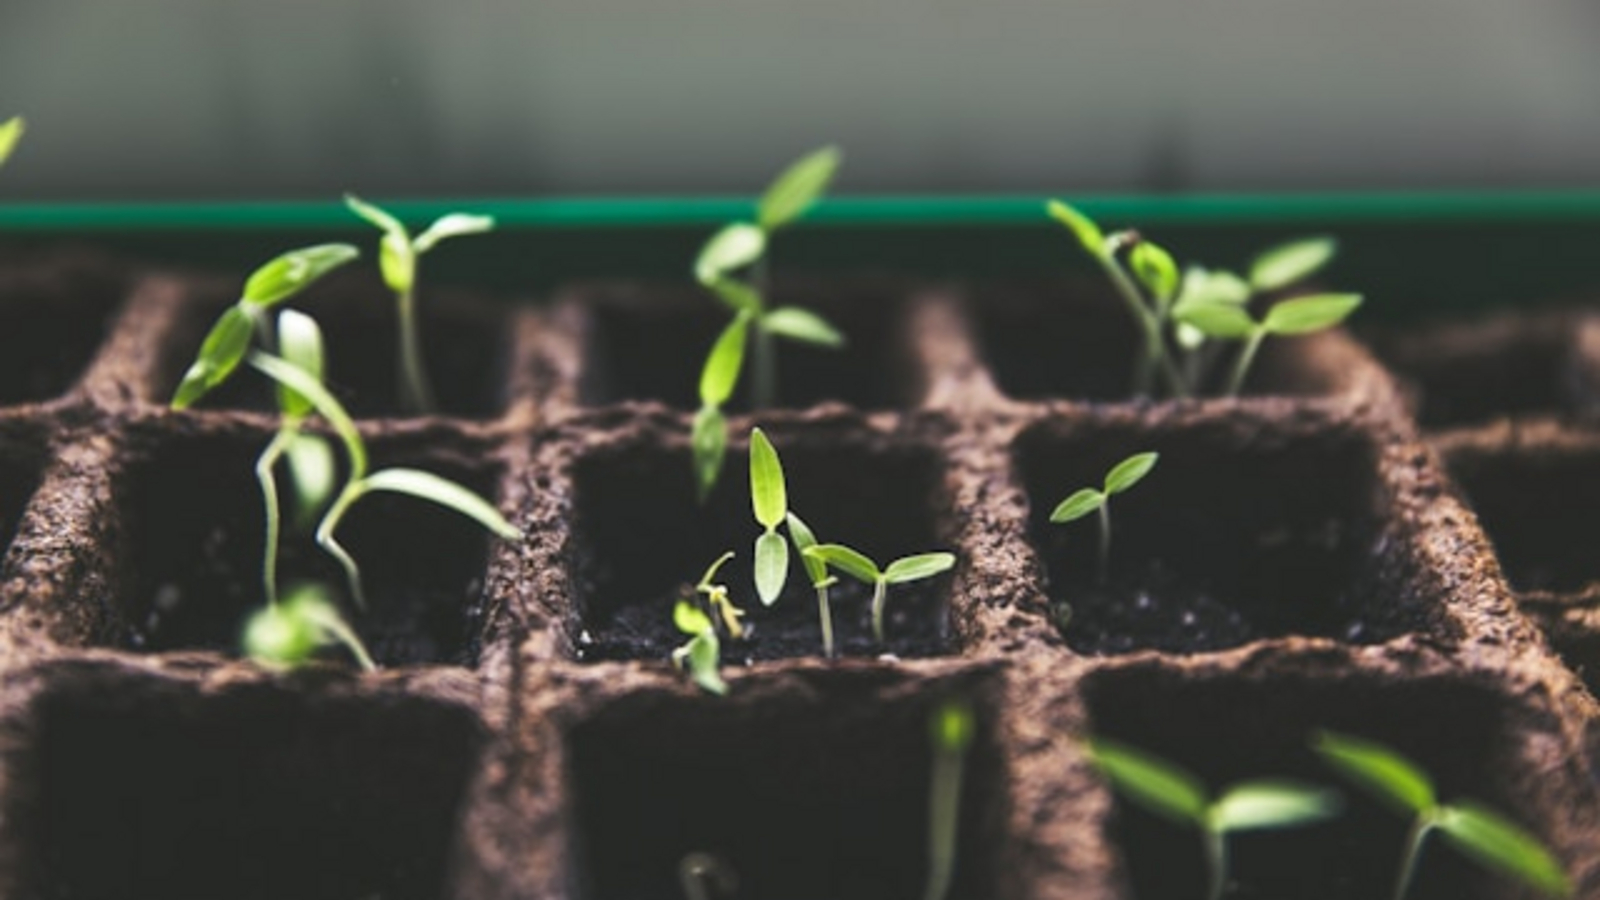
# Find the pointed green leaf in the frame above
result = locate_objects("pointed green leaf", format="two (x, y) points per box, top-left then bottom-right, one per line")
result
(803, 543), (881, 583)
(754, 531), (789, 605)
(248, 351), (367, 478)
(1312, 731), (1436, 814)
(695, 223), (766, 285)
(708, 278), (763, 315)
(359, 468), (520, 539)
(786, 512), (828, 586)
(172, 305), (256, 408)
(1104, 452), (1159, 495)
(1175, 301), (1258, 339)
(1262, 293), (1363, 335)
(762, 307), (844, 348)
(884, 552), (956, 584)
(275, 309), (325, 417)
(1436, 803), (1570, 897)
(1211, 780), (1341, 833)
(241, 243), (361, 308)
(1087, 738), (1209, 826)
(758, 145), (841, 231)
(414, 212), (494, 254)
(1250, 236), (1337, 292)
(692, 405), (728, 502)
(1177, 266), (1251, 308)
(1130, 242), (1179, 303)
(344, 193), (406, 236)
(1046, 200), (1104, 255)
(0, 116), (24, 168)
(285, 433), (336, 524)
(700, 313), (750, 407)
(686, 632), (727, 694)
(749, 428), (787, 529)
(674, 599), (715, 636)
(1050, 488), (1104, 524)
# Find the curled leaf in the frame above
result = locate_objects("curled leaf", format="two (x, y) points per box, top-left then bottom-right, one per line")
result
(1130, 241), (1179, 303)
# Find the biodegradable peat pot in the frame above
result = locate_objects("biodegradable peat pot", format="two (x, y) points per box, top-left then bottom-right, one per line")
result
(0, 251), (1593, 900)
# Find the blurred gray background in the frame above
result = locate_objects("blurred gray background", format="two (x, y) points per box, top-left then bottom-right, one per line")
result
(1, 0), (1597, 200)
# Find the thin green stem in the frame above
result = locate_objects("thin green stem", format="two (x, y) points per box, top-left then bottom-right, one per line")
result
(1205, 827), (1228, 900)
(751, 320), (777, 410)
(254, 427), (297, 607)
(817, 583), (836, 659)
(316, 484), (368, 611)
(871, 578), (889, 644)
(1393, 815), (1435, 900)
(1098, 254), (1160, 397)
(923, 730), (968, 900)
(1096, 503), (1112, 585)
(303, 601), (377, 672)
(396, 284), (436, 414)
(1226, 329), (1268, 398)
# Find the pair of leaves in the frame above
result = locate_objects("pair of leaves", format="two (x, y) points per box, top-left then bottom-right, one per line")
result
(1088, 737), (1340, 834)
(243, 582), (375, 671)
(802, 544), (956, 587)
(672, 601), (726, 695)
(345, 194), (495, 294)
(1176, 292), (1363, 342)
(750, 428), (789, 604)
(0, 116), (24, 168)
(694, 145), (841, 290)
(1050, 452), (1159, 524)
(1314, 731), (1569, 896)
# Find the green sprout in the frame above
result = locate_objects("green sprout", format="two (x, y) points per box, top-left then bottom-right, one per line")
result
(749, 428), (791, 606)
(678, 851), (739, 900)
(785, 511), (839, 658)
(691, 147), (845, 500)
(672, 600), (727, 696)
(345, 194), (495, 415)
(1088, 737), (1341, 900)
(244, 581), (375, 672)
(1050, 452), (1158, 584)
(924, 699), (976, 900)
(693, 550), (747, 640)
(0, 116), (24, 168)
(1048, 201), (1355, 399)
(801, 543), (955, 645)
(1313, 731), (1570, 900)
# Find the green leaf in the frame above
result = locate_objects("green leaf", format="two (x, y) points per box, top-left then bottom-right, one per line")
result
(248, 351), (367, 478)
(1312, 731), (1436, 814)
(275, 309), (325, 417)
(1104, 452), (1159, 495)
(172, 305), (256, 409)
(1050, 488), (1104, 524)
(1262, 293), (1363, 335)
(284, 433), (337, 524)
(344, 193), (406, 236)
(1046, 199), (1104, 255)
(803, 543), (882, 583)
(243, 594), (322, 668)
(1175, 301), (1258, 339)
(359, 468), (520, 539)
(1130, 242), (1179, 303)
(884, 552), (956, 584)
(686, 632), (727, 695)
(414, 212), (495, 254)
(699, 313), (750, 407)
(0, 116), (24, 168)
(749, 428), (787, 529)
(1177, 266), (1251, 308)
(692, 406), (727, 502)
(695, 223), (766, 285)
(754, 531), (789, 606)
(786, 512), (828, 586)
(762, 307), (844, 348)
(1211, 780), (1342, 833)
(931, 700), (976, 753)
(1086, 738), (1209, 826)
(378, 230), (415, 294)
(1250, 236), (1337, 292)
(241, 243), (361, 308)
(708, 278), (763, 315)
(758, 145), (841, 231)
(1436, 802), (1570, 897)
(674, 599), (714, 636)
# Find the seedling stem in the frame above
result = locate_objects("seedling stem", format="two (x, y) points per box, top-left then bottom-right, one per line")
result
(925, 700), (975, 900)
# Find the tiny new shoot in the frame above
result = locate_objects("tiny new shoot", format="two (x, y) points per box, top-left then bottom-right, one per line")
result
(679, 851), (739, 900)
(244, 581), (375, 672)
(1174, 289), (1361, 397)
(1050, 452), (1158, 584)
(345, 194), (495, 414)
(672, 600), (727, 696)
(924, 699), (976, 900)
(785, 511), (838, 658)
(0, 116), (24, 169)
(749, 428), (791, 606)
(691, 147), (845, 500)
(802, 543), (955, 645)
(692, 551), (746, 640)
(1313, 731), (1570, 900)
(1088, 737), (1340, 900)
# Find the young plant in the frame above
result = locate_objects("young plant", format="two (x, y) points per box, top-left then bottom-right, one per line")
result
(243, 581), (375, 672)
(802, 543), (955, 645)
(1050, 452), (1158, 584)
(1174, 289), (1362, 397)
(691, 147), (845, 500)
(672, 601), (727, 696)
(785, 511), (839, 658)
(1313, 731), (1570, 900)
(678, 851), (739, 900)
(692, 551), (747, 640)
(345, 194), (495, 414)
(0, 116), (24, 168)
(749, 428), (791, 605)
(924, 699), (976, 900)
(1088, 737), (1341, 900)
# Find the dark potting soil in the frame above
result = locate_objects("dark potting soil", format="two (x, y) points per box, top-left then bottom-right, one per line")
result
(0, 255), (127, 406)
(1445, 446), (1600, 595)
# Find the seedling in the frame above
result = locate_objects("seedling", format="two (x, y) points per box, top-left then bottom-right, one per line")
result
(0, 116), (23, 168)
(1087, 736), (1341, 900)
(691, 551), (747, 640)
(678, 851), (738, 900)
(691, 147), (845, 499)
(802, 543), (955, 644)
(749, 428), (791, 605)
(1313, 730), (1570, 900)
(345, 194), (495, 414)
(1050, 452), (1158, 584)
(785, 511), (839, 658)
(243, 581), (375, 672)
(924, 699), (976, 900)
(1174, 289), (1362, 397)
(672, 601), (727, 696)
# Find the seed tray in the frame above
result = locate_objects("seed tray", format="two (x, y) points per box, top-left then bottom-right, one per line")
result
(0, 246), (1593, 900)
